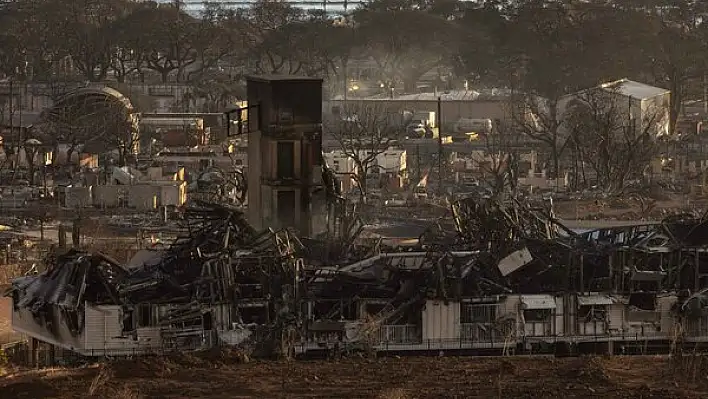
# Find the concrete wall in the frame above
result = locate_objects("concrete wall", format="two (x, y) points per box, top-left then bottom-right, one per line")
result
(128, 185), (160, 210)
(160, 183), (186, 206)
(641, 92), (671, 137)
(603, 303), (622, 333)
(422, 300), (460, 341)
(0, 82), (213, 116)
(63, 186), (92, 208)
(119, 182), (186, 209)
(323, 151), (355, 193)
(558, 86), (670, 140)
(94, 184), (186, 208)
(53, 145), (99, 167)
(154, 154), (239, 172)
(247, 130), (262, 229)
(260, 186), (303, 230)
(379, 293), (684, 346)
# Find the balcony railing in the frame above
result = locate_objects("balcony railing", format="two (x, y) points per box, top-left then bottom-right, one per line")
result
(374, 324), (421, 344)
(460, 323), (500, 342)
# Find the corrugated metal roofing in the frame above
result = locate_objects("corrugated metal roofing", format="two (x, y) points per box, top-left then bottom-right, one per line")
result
(332, 89), (512, 102)
(601, 79), (669, 100)
(521, 294), (557, 309)
(577, 295), (614, 306)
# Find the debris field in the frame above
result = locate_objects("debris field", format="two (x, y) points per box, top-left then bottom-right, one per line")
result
(2, 354), (708, 399)
(10, 197), (708, 361)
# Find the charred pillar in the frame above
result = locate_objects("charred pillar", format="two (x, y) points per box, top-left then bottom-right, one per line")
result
(30, 337), (38, 368)
(58, 224), (67, 250)
(48, 344), (55, 366)
(72, 218), (80, 248)
(246, 75), (324, 236)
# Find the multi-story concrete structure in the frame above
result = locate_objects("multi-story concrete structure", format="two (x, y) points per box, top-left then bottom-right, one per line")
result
(246, 75), (327, 235)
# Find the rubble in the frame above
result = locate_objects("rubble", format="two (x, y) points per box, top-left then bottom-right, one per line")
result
(8, 201), (302, 357)
(10, 195), (708, 361)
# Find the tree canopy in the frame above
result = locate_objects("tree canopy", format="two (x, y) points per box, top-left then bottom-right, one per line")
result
(0, 0), (705, 122)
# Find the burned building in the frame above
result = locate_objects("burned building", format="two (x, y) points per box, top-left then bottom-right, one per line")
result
(10, 76), (708, 361)
(10, 196), (708, 359)
(9, 203), (301, 357)
(245, 75), (327, 236)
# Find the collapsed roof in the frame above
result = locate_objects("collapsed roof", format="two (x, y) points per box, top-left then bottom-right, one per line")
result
(10, 197), (708, 355)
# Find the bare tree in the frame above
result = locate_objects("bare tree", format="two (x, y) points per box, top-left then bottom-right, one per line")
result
(469, 121), (521, 199)
(328, 102), (400, 203)
(22, 137), (43, 186)
(99, 97), (137, 167)
(564, 87), (665, 193)
(7, 0), (69, 81)
(185, 3), (236, 81)
(512, 93), (566, 180)
(41, 91), (136, 167)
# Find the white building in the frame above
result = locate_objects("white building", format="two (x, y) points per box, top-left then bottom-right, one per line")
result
(323, 146), (407, 193)
(92, 166), (187, 209)
(559, 79), (671, 138)
(323, 150), (356, 193)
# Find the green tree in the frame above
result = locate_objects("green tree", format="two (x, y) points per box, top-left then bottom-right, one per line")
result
(117, 3), (199, 82)
(109, 2), (149, 83)
(354, 2), (460, 93)
(505, 1), (588, 179)
(641, 2), (707, 136)
(61, 0), (129, 82)
(7, 0), (69, 81)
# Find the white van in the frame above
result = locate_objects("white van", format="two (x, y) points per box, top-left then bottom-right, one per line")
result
(454, 118), (492, 134)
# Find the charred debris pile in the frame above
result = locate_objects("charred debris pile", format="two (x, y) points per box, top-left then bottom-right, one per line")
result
(9, 198), (708, 353)
(8, 202), (304, 351)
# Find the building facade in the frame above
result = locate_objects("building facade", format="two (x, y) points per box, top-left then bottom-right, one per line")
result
(246, 75), (327, 235)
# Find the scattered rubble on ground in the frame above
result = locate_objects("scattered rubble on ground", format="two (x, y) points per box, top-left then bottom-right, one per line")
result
(2, 355), (708, 399)
(6, 195), (708, 363)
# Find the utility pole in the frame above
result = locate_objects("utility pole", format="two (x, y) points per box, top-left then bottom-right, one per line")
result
(416, 143), (420, 184)
(703, 72), (708, 115)
(436, 96), (443, 196)
(8, 78), (13, 169)
(343, 62), (348, 103)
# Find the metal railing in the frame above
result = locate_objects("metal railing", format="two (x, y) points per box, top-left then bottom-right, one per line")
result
(375, 324), (421, 344)
(2, 328), (699, 368)
(459, 323), (499, 342)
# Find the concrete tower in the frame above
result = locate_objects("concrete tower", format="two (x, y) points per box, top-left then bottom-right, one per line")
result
(246, 75), (325, 236)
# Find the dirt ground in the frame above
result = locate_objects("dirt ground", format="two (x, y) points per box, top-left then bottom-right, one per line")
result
(1, 354), (708, 399)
